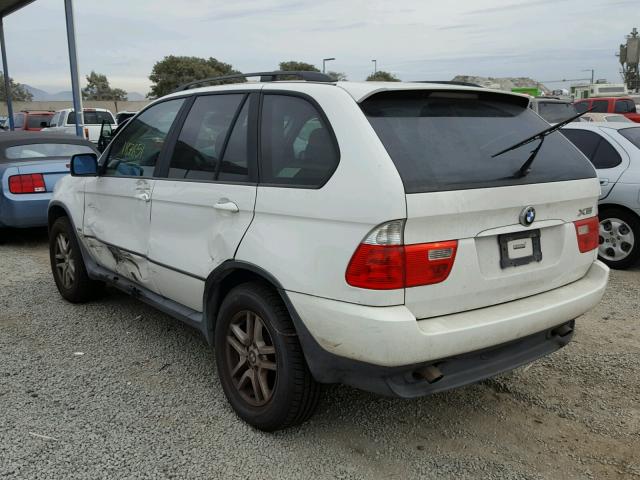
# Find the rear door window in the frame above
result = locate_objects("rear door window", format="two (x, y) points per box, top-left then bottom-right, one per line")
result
(362, 90), (595, 193)
(592, 100), (609, 113)
(260, 94), (339, 187)
(574, 101), (589, 113)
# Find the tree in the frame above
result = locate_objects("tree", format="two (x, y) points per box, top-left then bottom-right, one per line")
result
(366, 71), (400, 82)
(327, 71), (347, 81)
(148, 55), (241, 98)
(278, 61), (320, 72)
(82, 71), (127, 101)
(0, 73), (33, 102)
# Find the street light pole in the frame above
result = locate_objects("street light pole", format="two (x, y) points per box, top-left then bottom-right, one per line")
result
(322, 57), (335, 74)
(372, 59), (377, 75)
(582, 68), (595, 84)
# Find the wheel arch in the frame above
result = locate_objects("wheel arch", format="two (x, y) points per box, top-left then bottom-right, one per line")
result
(48, 201), (72, 230)
(203, 261), (291, 343)
(598, 202), (640, 221)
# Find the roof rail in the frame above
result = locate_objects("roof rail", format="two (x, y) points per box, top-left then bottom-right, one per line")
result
(176, 71), (334, 92)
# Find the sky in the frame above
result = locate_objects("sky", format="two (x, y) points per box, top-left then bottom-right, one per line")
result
(1, 0), (635, 95)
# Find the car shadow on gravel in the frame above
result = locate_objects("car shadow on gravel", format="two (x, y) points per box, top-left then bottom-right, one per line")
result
(0, 227), (48, 245)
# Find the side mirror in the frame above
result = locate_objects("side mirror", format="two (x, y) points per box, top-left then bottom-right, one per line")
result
(40, 121), (49, 128)
(70, 153), (98, 176)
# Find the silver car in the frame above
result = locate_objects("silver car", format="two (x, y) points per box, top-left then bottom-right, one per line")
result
(563, 122), (640, 269)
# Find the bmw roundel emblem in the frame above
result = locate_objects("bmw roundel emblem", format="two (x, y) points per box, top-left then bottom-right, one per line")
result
(520, 206), (536, 227)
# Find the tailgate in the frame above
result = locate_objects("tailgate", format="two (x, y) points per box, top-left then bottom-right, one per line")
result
(404, 179), (600, 319)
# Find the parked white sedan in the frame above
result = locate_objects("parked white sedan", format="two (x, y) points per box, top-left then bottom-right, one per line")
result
(563, 122), (640, 269)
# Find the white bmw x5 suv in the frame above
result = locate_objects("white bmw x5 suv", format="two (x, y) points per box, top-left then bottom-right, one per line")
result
(48, 71), (609, 431)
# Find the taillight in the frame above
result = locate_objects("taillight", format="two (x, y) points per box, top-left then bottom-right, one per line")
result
(405, 241), (458, 287)
(8, 174), (46, 194)
(84, 127), (89, 139)
(574, 216), (599, 253)
(345, 220), (458, 290)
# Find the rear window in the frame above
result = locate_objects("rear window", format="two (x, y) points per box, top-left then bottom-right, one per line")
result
(26, 114), (52, 129)
(536, 101), (578, 123)
(361, 90), (595, 193)
(619, 127), (640, 150)
(5, 143), (94, 159)
(67, 111), (115, 125)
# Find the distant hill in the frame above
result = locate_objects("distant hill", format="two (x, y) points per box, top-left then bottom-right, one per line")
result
(24, 85), (146, 101)
(451, 75), (550, 93)
(24, 85), (53, 100)
(127, 92), (146, 101)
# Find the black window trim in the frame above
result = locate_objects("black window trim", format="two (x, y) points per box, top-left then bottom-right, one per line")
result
(153, 90), (260, 186)
(257, 89), (341, 190)
(98, 94), (194, 179)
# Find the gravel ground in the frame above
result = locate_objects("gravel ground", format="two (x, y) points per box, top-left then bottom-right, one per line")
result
(1, 228), (639, 480)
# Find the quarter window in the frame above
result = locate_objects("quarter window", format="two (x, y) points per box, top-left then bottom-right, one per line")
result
(168, 94), (246, 181)
(103, 98), (185, 177)
(562, 129), (621, 169)
(614, 100), (636, 114)
(260, 94), (338, 187)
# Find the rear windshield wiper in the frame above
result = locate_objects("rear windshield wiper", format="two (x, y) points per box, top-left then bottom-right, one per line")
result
(491, 108), (592, 178)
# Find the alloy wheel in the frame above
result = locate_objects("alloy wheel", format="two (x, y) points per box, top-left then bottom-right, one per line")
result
(54, 232), (76, 289)
(599, 217), (635, 262)
(225, 310), (277, 406)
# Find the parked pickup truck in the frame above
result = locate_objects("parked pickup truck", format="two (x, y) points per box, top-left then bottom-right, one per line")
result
(574, 97), (640, 123)
(43, 108), (116, 143)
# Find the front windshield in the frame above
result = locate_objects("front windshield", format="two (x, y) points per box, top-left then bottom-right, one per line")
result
(537, 102), (578, 123)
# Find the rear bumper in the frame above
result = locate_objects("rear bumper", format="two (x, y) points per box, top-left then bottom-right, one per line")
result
(286, 260), (608, 396)
(0, 194), (51, 228)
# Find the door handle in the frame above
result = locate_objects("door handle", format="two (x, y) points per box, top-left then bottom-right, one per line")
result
(134, 192), (151, 202)
(599, 179), (609, 186)
(214, 200), (239, 213)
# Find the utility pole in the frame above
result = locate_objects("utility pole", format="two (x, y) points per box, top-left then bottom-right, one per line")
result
(64, 0), (84, 137)
(372, 59), (377, 75)
(582, 68), (595, 84)
(0, 17), (14, 130)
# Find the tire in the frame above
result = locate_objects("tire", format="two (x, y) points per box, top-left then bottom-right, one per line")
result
(49, 216), (104, 302)
(215, 282), (321, 431)
(598, 207), (640, 270)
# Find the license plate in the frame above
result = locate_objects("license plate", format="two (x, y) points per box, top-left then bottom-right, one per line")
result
(498, 229), (542, 269)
